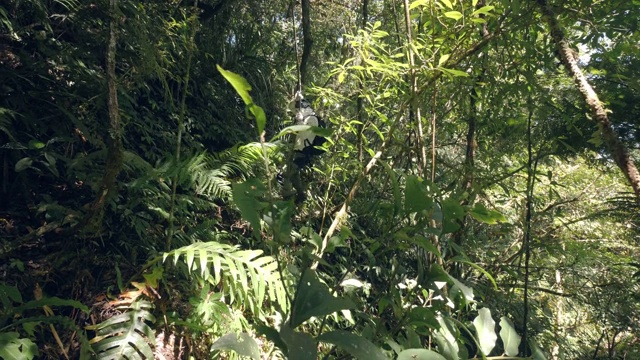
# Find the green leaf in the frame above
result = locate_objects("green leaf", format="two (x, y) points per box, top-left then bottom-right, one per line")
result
(290, 269), (355, 328)
(450, 277), (474, 305)
(440, 68), (469, 77)
(473, 308), (497, 355)
(279, 324), (317, 360)
(249, 103), (266, 135)
(438, 54), (451, 67)
(433, 316), (461, 360)
(212, 332), (261, 360)
(441, 198), (464, 233)
(216, 65), (253, 105)
(271, 125), (333, 141)
(407, 307), (439, 333)
(499, 317), (521, 356)
(398, 349), (447, 360)
(469, 203), (506, 224)
(15, 297), (90, 314)
(28, 140), (45, 149)
(256, 323), (288, 353)
(439, 0), (453, 9)
(0, 332), (38, 360)
(471, 5), (495, 16)
(443, 11), (463, 20)
(317, 330), (387, 360)
(410, 0), (430, 10)
(217, 65), (266, 134)
(15, 157), (33, 172)
(404, 175), (434, 215)
(232, 179), (267, 239)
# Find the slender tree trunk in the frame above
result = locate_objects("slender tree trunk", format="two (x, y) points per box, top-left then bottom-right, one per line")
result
(536, 0), (640, 200)
(81, 0), (123, 231)
(356, 0), (368, 162)
(403, 0), (426, 177)
(300, 0), (313, 85)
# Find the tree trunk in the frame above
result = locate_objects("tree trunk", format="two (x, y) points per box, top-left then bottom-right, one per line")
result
(536, 0), (640, 200)
(81, 0), (124, 231)
(300, 0), (313, 85)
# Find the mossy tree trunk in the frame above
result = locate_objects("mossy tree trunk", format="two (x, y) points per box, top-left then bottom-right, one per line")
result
(536, 0), (640, 201)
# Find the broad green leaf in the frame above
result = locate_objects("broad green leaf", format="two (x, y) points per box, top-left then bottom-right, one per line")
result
(15, 157), (32, 172)
(279, 324), (317, 360)
(28, 140), (45, 149)
(216, 65), (253, 105)
(469, 203), (506, 224)
(433, 316), (460, 360)
(317, 330), (387, 360)
(256, 324), (287, 353)
(472, 0), (478, 6)
(410, 0), (430, 10)
(441, 198), (464, 233)
(398, 349), (447, 360)
(499, 317), (521, 356)
(232, 179), (266, 239)
(438, 54), (451, 67)
(407, 307), (439, 333)
(248, 103), (266, 135)
(530, 340), (546, 360)
(473, 308), (497, 355)
(290, 269), (355, 328)
(443, 11), (463, 20)
(450, 277), (474, 304)
(0, 332), (38, 360)
(439, 0), (453, 9)
(471, 5), (495, 16)
(404, 175), (434, 215)
(211, 332), (261, 360)
(217, 65), (266, 134)
(440, 68), (469, 77)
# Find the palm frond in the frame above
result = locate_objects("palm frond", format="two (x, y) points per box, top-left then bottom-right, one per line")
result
(162, 241), (289, 315)
(87, 300), (155, 360)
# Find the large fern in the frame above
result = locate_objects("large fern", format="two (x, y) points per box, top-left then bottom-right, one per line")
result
(87, 300), (155, 360)
(160, 241), (289, 315)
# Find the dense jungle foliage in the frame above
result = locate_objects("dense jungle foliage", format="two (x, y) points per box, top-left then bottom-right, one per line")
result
(1, 0), (639, 359)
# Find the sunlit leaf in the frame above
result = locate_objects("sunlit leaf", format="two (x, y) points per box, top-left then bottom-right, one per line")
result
(216, 65), (253, 105)
(410, 0), (430, 10)
(473, 308), (497, 355)
(439, 0), (454, 9)
(212, 333), (261, 360)
(438, 54), (451, 67)
(471, 5), (495, 16)
(499, 317), (521, 356)
(444, 11), (463, 20)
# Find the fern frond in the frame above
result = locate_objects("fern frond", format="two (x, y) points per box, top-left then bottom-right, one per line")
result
(162, 242), (289, 315)
(87, 300), (155, 360)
